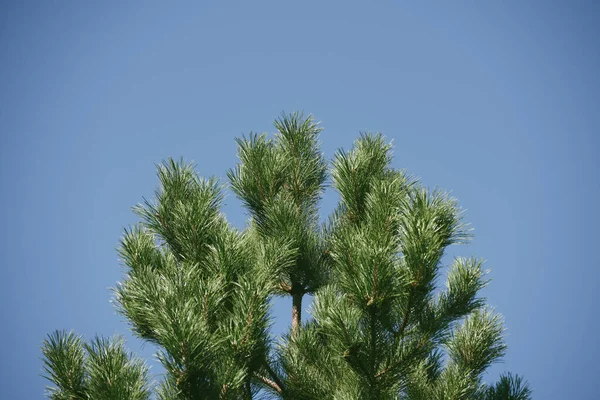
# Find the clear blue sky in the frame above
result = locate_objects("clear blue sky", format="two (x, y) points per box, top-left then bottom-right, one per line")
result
(1, 1), (598, 398)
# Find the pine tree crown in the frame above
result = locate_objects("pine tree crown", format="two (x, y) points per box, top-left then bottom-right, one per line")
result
(42, 112), (531, 399)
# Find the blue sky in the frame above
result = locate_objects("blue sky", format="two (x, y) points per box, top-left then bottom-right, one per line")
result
(1, 1), (598, 398)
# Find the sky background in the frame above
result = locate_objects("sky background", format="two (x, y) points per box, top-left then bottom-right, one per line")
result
(1, 1), (598, 398)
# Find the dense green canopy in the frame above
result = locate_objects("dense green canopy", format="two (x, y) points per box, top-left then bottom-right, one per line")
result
(42, 113), (530, 399)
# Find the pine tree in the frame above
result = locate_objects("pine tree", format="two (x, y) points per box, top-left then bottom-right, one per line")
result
(42, 113), (531, 399)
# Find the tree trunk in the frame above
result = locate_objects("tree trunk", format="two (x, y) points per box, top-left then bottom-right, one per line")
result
(291, 293), (302, 335)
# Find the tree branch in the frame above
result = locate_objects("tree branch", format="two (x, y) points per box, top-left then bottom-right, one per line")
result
(398, 307), (411, 338)
(264, 361), (285, 392)
(278, 282), (292, 293)
(396, 289), (414, 340)
(255, 372), (282, 394)
(369, 306), (379, 398)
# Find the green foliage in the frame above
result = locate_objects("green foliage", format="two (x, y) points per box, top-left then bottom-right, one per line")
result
(41, 331), (150, 400)
(484, 373), (532, 400)
(42, 331), (88, 400)
(85, 335), (151, 400)
(42, 112), (530, 399)
(228, 112), (328, 297)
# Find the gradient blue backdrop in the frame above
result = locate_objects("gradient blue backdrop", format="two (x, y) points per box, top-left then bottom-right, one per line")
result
(1, 1), (598, 398)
